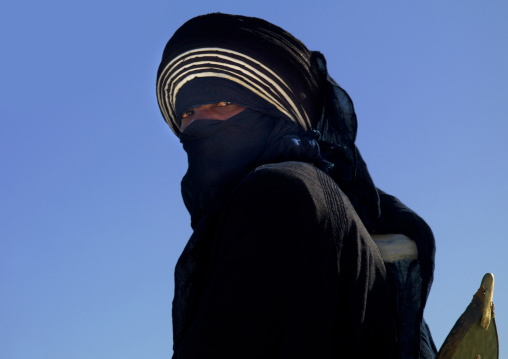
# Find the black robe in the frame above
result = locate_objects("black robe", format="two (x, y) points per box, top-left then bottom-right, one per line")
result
(172, 161), (436, 358)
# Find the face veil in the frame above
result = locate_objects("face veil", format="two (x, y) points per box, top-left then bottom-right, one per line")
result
(180, 108), (320, 228)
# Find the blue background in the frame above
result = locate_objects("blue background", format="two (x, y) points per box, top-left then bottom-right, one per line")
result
(1, 1), (507, 357)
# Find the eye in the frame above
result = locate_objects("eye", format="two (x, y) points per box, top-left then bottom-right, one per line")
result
(215, 101), (232, 107)
(180, 109), (194, 120)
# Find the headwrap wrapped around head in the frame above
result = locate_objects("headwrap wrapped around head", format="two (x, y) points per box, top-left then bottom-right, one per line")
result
(156, 13), (380, 230)
(156, 13), (325, 135)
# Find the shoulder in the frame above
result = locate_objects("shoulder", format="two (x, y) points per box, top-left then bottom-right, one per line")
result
(218, 162), (334, 247)
(232, 161), (321, 204)
(221, 161), (348, 231)
(241, 161), (325, 194)
(230, 161), (329, 209)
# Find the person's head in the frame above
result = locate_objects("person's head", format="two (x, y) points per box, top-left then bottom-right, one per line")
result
(156, 13), (380, 229)
(156, 13), (326, 137)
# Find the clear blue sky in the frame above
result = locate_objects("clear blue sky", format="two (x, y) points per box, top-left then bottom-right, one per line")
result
(1, 1), (507, 358)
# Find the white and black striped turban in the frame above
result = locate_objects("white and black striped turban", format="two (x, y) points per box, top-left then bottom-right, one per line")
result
(156, 13), (324, 137)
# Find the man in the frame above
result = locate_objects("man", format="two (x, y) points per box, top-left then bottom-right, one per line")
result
(156, 13), (436, 358)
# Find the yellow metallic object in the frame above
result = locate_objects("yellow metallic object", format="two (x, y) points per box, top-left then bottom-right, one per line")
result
(437, 273), (499, 359)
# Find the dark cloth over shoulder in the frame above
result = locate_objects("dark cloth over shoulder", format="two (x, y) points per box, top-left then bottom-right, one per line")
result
(173, 162), (397, 358)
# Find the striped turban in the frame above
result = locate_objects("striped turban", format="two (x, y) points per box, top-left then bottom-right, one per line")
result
(156, 13), (325, 137)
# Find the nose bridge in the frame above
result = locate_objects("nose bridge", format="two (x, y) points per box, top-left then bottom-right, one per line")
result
(193, 105), (215, 120)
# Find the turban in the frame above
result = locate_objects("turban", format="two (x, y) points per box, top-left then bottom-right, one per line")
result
(156, 13), (324, 137)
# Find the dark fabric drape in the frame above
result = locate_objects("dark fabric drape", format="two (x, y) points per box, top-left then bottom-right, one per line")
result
(173, 162), (397, 358)
(157, 13), (437, 359)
